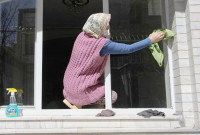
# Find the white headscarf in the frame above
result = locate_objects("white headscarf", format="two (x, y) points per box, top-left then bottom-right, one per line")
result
(82, 13), (111, 38)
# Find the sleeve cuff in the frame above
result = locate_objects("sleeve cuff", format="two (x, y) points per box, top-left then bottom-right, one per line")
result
(146, 37), (152, 45)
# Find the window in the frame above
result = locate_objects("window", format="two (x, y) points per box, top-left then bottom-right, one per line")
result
(42, 0), (103, 109)
(109, 0), (171, 108)
(41, 0), (171, 109)
(1, 0), (173, 113)
(0, 0), (36, 106)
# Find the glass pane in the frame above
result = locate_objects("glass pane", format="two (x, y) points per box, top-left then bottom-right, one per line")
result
(109, 0), (169, 108)
(0, 0), (36, 106)
(42, 0), (103, 109)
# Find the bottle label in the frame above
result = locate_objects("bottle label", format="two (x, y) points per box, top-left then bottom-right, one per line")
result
(6, 105), (18, 116)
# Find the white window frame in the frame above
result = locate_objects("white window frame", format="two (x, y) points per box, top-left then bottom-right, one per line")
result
(0, 0), (176, 116)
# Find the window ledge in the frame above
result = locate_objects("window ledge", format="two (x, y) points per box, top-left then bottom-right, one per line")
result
(0, 114), (178, 121)
(0, 114), (182, 132)
(0, 127), (199, 135)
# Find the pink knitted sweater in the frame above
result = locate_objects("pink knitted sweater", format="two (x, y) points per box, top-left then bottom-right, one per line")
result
(63, 32), (109, 106)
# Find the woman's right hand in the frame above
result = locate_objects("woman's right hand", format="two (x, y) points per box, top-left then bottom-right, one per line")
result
(149, 31), (165, 43)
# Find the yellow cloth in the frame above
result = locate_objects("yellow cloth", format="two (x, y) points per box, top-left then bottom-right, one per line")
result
(148, 29), (174, 67)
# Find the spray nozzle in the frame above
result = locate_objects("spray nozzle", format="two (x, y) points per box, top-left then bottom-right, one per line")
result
(17, 89), (24, 94)
(7, 88), (17, 95)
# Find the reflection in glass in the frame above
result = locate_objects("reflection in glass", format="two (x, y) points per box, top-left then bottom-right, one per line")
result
(109, 0), (169, 108)
(0, 0), (35, 106)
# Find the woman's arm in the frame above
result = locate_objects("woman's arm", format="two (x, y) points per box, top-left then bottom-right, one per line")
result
(100, 38), (152, 56)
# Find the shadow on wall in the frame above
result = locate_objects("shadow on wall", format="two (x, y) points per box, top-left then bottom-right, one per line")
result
(167, 0), (187, 29)
(168, 0), (187, 112)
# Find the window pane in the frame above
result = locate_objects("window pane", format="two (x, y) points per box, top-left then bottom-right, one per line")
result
(0, 0), (36, 106)
(109, 0), (169, 108)
(42, 0), (103, 109)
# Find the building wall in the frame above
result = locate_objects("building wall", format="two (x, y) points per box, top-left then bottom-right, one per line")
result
(170, 0), (200, 128)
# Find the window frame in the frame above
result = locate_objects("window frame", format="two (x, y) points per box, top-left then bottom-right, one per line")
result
(0, 0), (176, 116)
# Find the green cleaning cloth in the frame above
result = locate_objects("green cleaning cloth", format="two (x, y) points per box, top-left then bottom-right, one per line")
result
(148, 29), (174, 67)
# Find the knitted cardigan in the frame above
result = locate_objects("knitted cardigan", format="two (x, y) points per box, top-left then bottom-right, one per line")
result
(63, 32), (109, 106)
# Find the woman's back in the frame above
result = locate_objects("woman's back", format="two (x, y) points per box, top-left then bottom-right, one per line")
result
(63, 32), (109, 106)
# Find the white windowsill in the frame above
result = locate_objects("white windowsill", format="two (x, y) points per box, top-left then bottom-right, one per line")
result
(0, 127), (199, 134)
(0, 107), (175, 116)
(0, 108), (187, 134)
(0, 114), (178, 121)
(1, 127), (199, 132)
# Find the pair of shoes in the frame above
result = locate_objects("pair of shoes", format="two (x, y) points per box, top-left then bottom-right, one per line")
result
(63, 99), (82, 109)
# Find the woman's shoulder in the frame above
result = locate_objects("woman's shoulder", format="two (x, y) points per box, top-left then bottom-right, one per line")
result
(76, 32), (110, 43)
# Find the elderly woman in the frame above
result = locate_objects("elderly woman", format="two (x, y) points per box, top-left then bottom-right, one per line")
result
(63, 13), (164, 108)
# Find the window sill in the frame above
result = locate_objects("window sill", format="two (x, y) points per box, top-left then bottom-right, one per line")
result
(0, 114), (181, 129)
(0, 110), (192, 134)
(0, 127), (199, 135)
(0, 114), (178, 121)
(0, 108), (176, 116)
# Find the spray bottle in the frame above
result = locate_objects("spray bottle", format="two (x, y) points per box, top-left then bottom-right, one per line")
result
(17, 89), (24, 116)
(5, 88), (19, 117)
(16, 89), (23, 106)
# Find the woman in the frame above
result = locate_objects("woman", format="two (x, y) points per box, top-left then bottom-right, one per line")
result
(63, 13), (164, 108)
